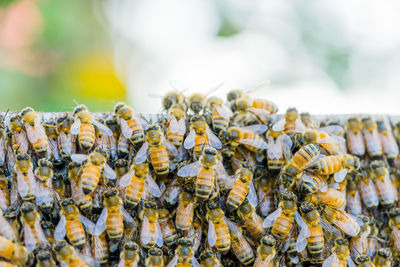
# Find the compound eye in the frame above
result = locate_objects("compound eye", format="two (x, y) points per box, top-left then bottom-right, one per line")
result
(17, 155), (22, 160)
(112, 190), (117, 195)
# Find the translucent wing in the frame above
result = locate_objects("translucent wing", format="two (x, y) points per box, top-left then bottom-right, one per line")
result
(0, 215), (16, 241)
(320, 125), (344, 136)
(184, 129), (196, 149)
(76, 251), (100, 267)
(120, 118), (133, 139)
(206, 128), (222, 149)
(34, 117), (47, 138)
(177, 161), (202, 177)
(301, 154), (325, 171)
(334, 169), (347, 183)
(94, 208), (108, 236)
(103, 163), (117, 180)
(295, 118), (306, 133)
(146, 174), (162, 198)
(248, 181), (258, 207)
(71, 153), (89, 164)
(347, 257), (357, 267)
(178, 117), (186, 135)
(16, 169), (29, 198)
(192, 256), (201, 267)
(24, 224), (36, 252)
(59, 132), (72, 155)
(79, 215), (95, 235)
(140, 215), (151, 245)
(167, 255), (178, 267)
(169, 116), (179, 133)
(93, 120), (113, 136)
(35, 181), (53, 207)
(25, 123), (38, 144)
(272, 118), (286, 132)
(118, 169), (134, 187)
(267, 142), (282, 160)
(392, 226), (400, 249)
(155, 221), (163, 247)
(0, 137), (5, 166)
(135, 142), (149, 164)
(208, 220), (217, 247)
(213, 104), (233, 118)
(331, 209), (360, 237)
(263, 207), (282, 228)
(49, 138), (62, 161)
(164, 137), (178, 156)
(322, 253), (339, 267)
(295, 212), (310, 252)
(0, 189), (8, 211)
(121, 206), (137, 227)
(239, 139), (268, 149)
(70, 119), (81, 135)
(54, 214), (67, 240)
(241, 124), (268, 135)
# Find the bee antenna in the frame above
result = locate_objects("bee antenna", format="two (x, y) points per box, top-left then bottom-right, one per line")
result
(72, 99), (80, 106)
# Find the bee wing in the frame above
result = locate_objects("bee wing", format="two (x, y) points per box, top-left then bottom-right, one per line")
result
(79, 215), (95, 236)
(334, 169), (347, 183)
(117, 257), (125, 267)
(295, 118), (306, 133)
(0, 215), (16, 241)
(206, 128), (222, 149)
(248, 181), (258, 207)
(71, 153), (89, 164)
(322, 252), (339, 267)
(59, 132), (73, 155)
(24, 223), (36, 252)
(135, 141), (149, 164)
(15, 131), (28, 154)
(192, 256), (201, 267)
(76, 251), (100, 267)
(93, 119), (113, 136)
(272, 118), (286, 132)
(255, 255), (273, 266)
(239, 138), (268, 149)
(178, 117), (186, 135)
(177, 160), (202, 177)
(16, 169), (29, 198)
(94, 208), (108, 236)
(155, 220), (164, 247)
(0, 137), (5, 166)
(140, 215), (151, 245)
(34, 116), (47, 137)
(295, 212), (310, 252)
(213, 103), (233, 118)
(207, 220), (217, 247)
(118, 169), (134, 187)
(267, 142), (282, 160)
(240, 124), (268, 135)
(49, 138), (62, 161)
(263, 207), (282, 228)
(319, 125), (344, 136)
(24, 123), (38, 143)
(163, 137), (178, 156)
(0, 189), (8, 211)
(301, 154), (324, 171)
(169, 115), (179, 133)
(103, 163), (117, 180)
(183, 129), (196, 149)
(54, 214), (67, 240)
(35, 182), (53, 206)
(120, 118), (133, 139)
(247, 107), (271, 119)
(70, 118), (81, 135)
(166, 255), (179, 267)
(145, 174), (162, 198)
(121, 206), (137, 228)
(331, 209), (360, 237)
(347, 257), (357, 267)
(138, 117), (149, 131)
(392, 226), (400, 249)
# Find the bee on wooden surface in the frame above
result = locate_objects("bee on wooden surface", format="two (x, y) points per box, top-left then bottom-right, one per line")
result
(345, 117), (366, 157)
(361, 117), (383, 158)
(376, 119), (399, 160)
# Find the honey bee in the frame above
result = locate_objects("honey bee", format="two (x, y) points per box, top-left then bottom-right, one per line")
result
(322, 238), (355, 267)
(354, 254), (374, 267)
(114, 159), (129, 179)
(139, 201), (163, 248)
(56, 113), (74, 160)
(301, 172), (329, 195)
(373, 248), (391, 267)
(135, 124), (177, 176)
(388, 207), (400, 253)
(362, 117), (383, 158)
(178, 147), (225, 202)
(94, 188), (136, 241)
(145, 247), (164, 267)
(114, 102), (147, 147)
(20, 107), (49, 158)
(36, 249), (56, 267)
(350, 215), (372, 260)
(280, 144), (321, 188)
(199, 250), (221, 267)
(9, 114), (29, 155)
(166, 238), (199, 267)
(370, 160), (398, 207)
(299, 202), (324, 263)
(71, 148), (116, 195)
(305, 187), (346, 210)
(158, 90), (187, 112)
(158, 208), (178, 247)
(345, 117), (366, 157)
(225, 124), (269, 154)
(41, 221), (55, 245)
(14, 153), (36, 200)
(346, 177), (362, 216)
(0, 210), (16, 241)
(321, 205), (360, 237)
(0, 171), (10, 211)
(52, 173), (65, 199)
(54, 198), (95, 249)
(187, 84), (222, 114)
(94, 117), (118, 161)
(184, 115), (222, 159)
(43, 119), (62, 163)
(266, 128), (292, 173)
(71, 104), (113, 151)
(163, 178), (182, 208)
(376, 119), (399, 160)
(272, 108), (306, 137)
(53, 239), (97, 267)
(118, 241), (140, 267)
(0, 235), (30, 266)
(254, 235), (277, 267)
(225, 162), (257, 210)
(302, 125), (346, 155)
(175, 189), (196, 232)
(20, 202), (49, 252)
(166, 103), (187, 147)
(35, 159), (56, 212)
(256, 177), (275, 217)
(263, 192), (309, 250)
(206, 96), (232, 134)
(206, 202), (231, 253)
(226, 220), (255, 265)
(300, 112), (319, 128)
(119, 161), (161, 208)
(91, 215), (108, 264)
(358, 172), (379, 210)
(303, 153), (360, 183)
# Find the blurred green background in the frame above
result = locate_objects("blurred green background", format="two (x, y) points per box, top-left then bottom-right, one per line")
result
(0, 0), (126, 112)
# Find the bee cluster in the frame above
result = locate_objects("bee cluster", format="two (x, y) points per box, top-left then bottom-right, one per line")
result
(0, 90), (399, 267)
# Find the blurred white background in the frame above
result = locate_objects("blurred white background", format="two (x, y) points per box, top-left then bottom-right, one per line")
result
(100, 0), (400, 114)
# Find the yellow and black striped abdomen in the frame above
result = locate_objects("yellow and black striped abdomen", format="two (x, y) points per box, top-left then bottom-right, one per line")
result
(149, 145), (169, 175)
(214, 221), (231, 253)
(212, 109), (229, 134)
(66, 219), (86, 249)
(125, 176), (145, 207)
(81, 164), (101, 195)
(226, 180), (248, 210)
(292, 144), (320, 169)
(307, 224), (324, 260)
(78, 123), (95, 151)
(194, 135), (208, 159)
(106, 210), (124, 240)
(196, 168), (215, 201)
(317, 155), (342, 175)
(127, 118), (144, 146)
